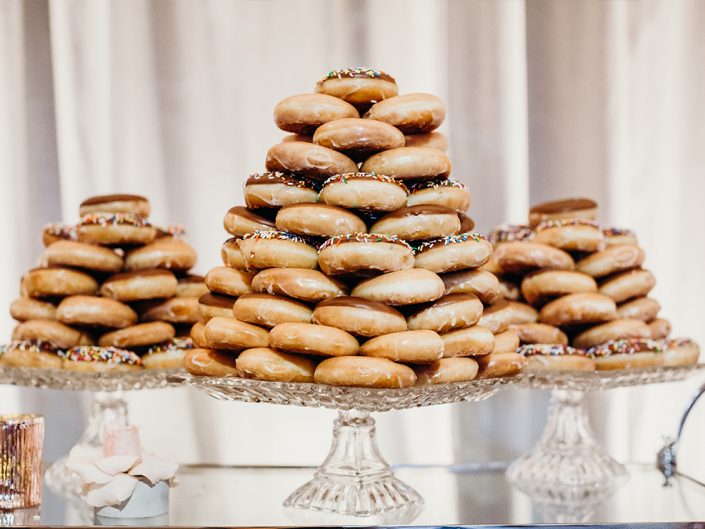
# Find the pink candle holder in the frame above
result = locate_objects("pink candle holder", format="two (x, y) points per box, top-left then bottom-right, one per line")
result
(0, 415), (45, 510)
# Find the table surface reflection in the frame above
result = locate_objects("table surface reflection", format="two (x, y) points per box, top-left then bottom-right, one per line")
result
(17, 462), (705, 527)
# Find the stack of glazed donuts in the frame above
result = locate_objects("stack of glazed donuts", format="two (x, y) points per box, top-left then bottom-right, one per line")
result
(4, 194), (204, 372)
(486, 198), (700, 371)
(184, 67), (527, 388)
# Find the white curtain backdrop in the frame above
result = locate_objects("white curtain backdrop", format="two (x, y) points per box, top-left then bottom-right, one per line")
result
(1, 0), (705, 483)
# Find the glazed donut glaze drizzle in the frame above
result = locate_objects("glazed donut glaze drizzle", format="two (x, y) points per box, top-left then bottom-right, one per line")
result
(318, 67), (395, 84)
(60, 345), (142, 365)
(587, 337), (663, 357)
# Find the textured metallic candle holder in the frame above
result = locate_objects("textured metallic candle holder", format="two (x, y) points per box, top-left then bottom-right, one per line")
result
(0, 414), (44, 510)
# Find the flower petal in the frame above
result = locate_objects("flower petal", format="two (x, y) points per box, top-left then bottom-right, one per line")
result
(65, 461), (114, 485)
(84, 474), (138, 508)
(128, 457), (178, 484)
(96, 455), (139, 475)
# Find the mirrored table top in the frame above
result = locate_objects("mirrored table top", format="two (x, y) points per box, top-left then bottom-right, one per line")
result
(9, 462), (705, 527)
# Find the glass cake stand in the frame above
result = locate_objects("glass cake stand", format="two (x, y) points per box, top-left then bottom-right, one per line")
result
(168, 373), (517, 522)
(507, 364), (705, 502)
(0, 366), (182, 499)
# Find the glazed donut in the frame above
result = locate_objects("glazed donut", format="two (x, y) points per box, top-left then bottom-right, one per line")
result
(98, 322), (175, 348)
(77, 213), (156, 246)
(476, 300), (512, 334)
(590, 338), (664, 370)
(275, 204), (366, 237)
(361, 147), (451, 181)
(414, 233), (491, 274)
(492, 242), (574, 273)
(237, 347), (315, 382)
(603, 227), (638, 247)
(312, 296), (406, 337)
(12, 320), (93, 348)
(441, 325), (494, 358)
(521, 269), (598, 306)
(198, 293), (236, 321)
(313, 117), (404, 159)
(154, 224), (187, 240)
(57, 296), (137, 329)
(252, 268), (348, 302)
(407, 178), (470, 214)
(139, 296), (200, 324)
(1, 341), (63, 369)
(281, 134), (313, 143)
(351, 268), (444, 306)
(190, 321), (208, 348)
(365, 93), (445, 133)
(458, 214), (475, 233)
(221, 238), (247, 269)
(370, 205), (460, 241)
(244, 172), (318, 209)
(204, 266), (253, 297)
(10, 297), (57, 322)
(175, 274), (209, 298)
(61, 346), (142, 373)
(269, 322), (359, 357)
(204, 317), (270, 351)
(528, 198), (598, 228)
(318, 173), (409, 212)
(43, 240), (123, 272)
(318, 233), (414, 276)
(441, 269), (501, 305)
(505, 301), (538, 324)
(476, 352), (527, 379)
(125, 238), (197, 271)
(663, 338), (700, 367)
(141, 337), (192, 369)
(404, 131), (448, 151)
(598, 268), (656, 303)
(616, 297), (661, 322)
(314, 356), (415, 388)
(359, 330), (443, 363)
(223, 207), (275, 237)
(533, 219), (604, 252)
(648, 318), (672, 340)
(498, 279), (521, 301)
(509, 323), (568, 346)
(22, 267), (98, 298)
(233, 294), (312, 328)
(273, 93), (359, 134)
(518, 344), (595, 371)
(576, 244), (645, 278)
(492, 330), (520, 354)
(407, 293), (483, 332)
(573, 318), (651, 349)
(315, 67), (398, 109)
(487, 224), (535, 246)
(184, 348), (240, 377)
(101, 270), (178, 301)
(266, 141), (357, 180)
(79, 194), (150, 217)
(42, 223), (77, 246)
(538, 292), (617, 327)
(237, 231), (319, 270)
(414, 358), (478, 385)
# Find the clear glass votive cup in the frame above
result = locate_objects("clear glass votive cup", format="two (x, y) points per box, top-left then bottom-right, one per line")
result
(0, 415), (45, 510)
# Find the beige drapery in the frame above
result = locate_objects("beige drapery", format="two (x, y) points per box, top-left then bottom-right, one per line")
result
(1, 0), (704, 477)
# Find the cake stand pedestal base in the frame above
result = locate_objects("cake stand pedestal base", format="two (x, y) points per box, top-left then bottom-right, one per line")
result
(284, 410), (423, 522)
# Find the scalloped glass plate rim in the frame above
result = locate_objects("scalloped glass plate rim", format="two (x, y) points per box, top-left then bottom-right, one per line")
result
(0, 366), (184, 390)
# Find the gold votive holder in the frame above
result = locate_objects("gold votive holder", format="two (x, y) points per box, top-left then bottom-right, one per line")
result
(0, 415), (44, 510)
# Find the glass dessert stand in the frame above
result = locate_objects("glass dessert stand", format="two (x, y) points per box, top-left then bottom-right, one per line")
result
(0, 367), (182, 500)
(168, 373), (517, 523)
(507, 364), (705, 503)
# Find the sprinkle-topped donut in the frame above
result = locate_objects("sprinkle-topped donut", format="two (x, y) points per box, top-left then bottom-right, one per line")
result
(535, 218), (601, 231)
(319, 233), (413, 252)
(666, 337), (694, 348)
(487, 224), (535, 245)
(603, 227), (636, 238)
(241, 229), (311, 245)
(79, 213), (151, 228)
(517, 343), (587, 357)
(155, 224), (186, 239)
(322, 172), (409, 193)
(409, 177), (468, 191)
(4, 340), (64, 355)
(414, 233), (487, 254)
(43, 223), (77, 241)
(318, 67), (395, 84)
(60, 345), (143, 365)
(587, 338), (663, 357)
(245, 171), (317, 189)
(145, 336), (194, 355)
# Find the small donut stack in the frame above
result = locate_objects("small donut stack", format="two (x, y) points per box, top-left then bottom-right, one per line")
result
(486, 198), (699, 370)
(4, 194), (204, 371)
(186, 67), (526, 388)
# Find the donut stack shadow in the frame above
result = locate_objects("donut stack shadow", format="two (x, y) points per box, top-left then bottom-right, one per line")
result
(185, 67), (527, 388)
(4, 194), (205, 372)
(485, 198), (699, 370)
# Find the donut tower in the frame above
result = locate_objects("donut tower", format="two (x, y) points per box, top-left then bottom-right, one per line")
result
(3, 195), (204, 371)
(485, 198), (699, 369)
(186, 67), (527, 388)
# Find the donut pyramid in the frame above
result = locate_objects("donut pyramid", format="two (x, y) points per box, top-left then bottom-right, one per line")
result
(186, 67), (527, 388)
(4, 195), (203, 371)
(485, 198), (698, 369)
